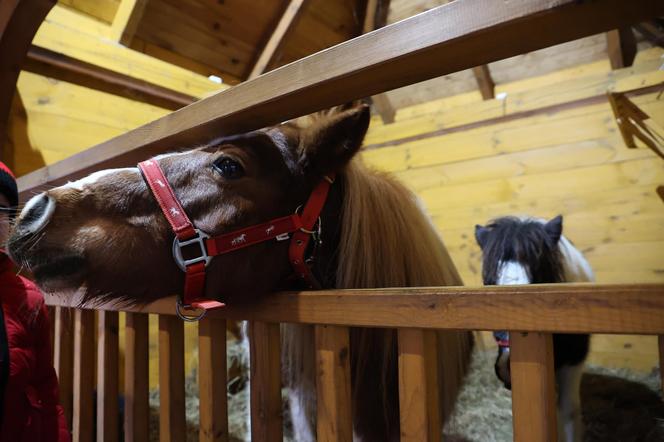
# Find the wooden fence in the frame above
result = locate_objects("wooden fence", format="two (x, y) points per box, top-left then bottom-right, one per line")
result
(44, 283), (664, 442)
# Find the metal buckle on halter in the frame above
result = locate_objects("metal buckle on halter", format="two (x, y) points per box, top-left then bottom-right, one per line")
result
(172, 229), (211, 272)
(175, 299), (207, 322)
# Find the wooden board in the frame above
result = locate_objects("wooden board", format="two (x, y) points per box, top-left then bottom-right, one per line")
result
(158, 315), (186, 442)
(248, 321), (282, 442)
(97, 310), (119, 442)
(18, 0), (664, 195)
(73, 309), (95, 442)
(315, 325), (352, 442)
(198, 317), (229, 442)
(124, 312), (149, 442)
(510, 332), (558, 442)
(43, 284), (664, 334)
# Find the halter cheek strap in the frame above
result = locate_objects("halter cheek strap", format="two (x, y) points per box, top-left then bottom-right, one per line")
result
(138, 159), (333, 319)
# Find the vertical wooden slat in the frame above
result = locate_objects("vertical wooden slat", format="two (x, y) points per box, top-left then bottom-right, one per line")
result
(96, 310), (119, 442)
(73, 309), (96, 442)
(47, 305), (55, 354)
(398, 328), (441, 442)
(658, 335), (664, 395)
(54, 306), (74, 427)
(315, 325), (352, 442)
(158, 315), (186, 442)
(510, 332), (557, 442)
(124, 312), (149, 442)
(198, 317), (229, 442)
(249, 321), (282, 442)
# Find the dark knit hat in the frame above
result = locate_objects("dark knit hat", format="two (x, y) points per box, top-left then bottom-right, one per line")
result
(0, 161), (18, 209)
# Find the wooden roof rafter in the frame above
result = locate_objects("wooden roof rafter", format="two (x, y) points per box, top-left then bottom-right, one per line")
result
(16, 0), (664, 196)
(364, 0), (396, 124)
(108, 0), (148, 46)
(248, 0), (310, 80)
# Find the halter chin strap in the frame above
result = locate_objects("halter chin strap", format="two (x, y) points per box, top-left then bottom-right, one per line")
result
(138, 159), (333, 320)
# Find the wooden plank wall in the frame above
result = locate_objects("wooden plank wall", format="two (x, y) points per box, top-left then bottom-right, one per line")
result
(362, 46), (664, 372)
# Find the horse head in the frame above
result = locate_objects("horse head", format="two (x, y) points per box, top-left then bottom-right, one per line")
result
(8, 105), (370, 305)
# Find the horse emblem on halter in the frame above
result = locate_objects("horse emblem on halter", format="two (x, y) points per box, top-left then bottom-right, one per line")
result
(231, 233), (247, 245)
(265, 225), (275, 235)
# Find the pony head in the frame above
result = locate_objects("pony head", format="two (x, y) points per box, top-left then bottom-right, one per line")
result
(474, 215), (564, 286)
(8, 105), (371, 305)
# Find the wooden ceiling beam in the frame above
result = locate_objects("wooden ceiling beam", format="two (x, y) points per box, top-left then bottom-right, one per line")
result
(109, 0), (149, 46)
(634, 21), (664, 48)
(17, 0), (663, 195)
(248, 0), (309, 80)
(472, 65), (495, 100)
(606, 27), (637, 69)
(364, 0), (395, 124)
(23, 45), (196, 110)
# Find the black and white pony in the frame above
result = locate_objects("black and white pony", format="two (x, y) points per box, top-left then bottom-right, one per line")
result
(475, 215), (593, 442)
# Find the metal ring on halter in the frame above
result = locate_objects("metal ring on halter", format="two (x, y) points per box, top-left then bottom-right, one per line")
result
(175, 299), (207, 322)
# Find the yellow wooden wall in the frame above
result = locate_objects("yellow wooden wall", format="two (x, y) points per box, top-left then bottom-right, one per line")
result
(361, 47), (664, 373)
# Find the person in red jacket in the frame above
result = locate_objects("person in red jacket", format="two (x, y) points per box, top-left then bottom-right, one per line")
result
(0, 161), (70, 442)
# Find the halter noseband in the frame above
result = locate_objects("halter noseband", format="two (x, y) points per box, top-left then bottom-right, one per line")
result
(138, 158), (333, 321)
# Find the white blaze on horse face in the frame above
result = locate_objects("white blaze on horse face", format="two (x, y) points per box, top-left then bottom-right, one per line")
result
(60, 167), (138, 191)
(496, 261), (531, 285)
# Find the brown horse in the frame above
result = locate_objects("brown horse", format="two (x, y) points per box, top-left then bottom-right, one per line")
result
(9, 105), (471, 441)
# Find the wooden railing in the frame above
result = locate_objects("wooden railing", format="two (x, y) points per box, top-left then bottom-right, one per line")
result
(44, 283), (664, 442)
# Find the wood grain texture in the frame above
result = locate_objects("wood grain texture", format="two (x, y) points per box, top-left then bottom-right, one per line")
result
(73, 309), (95, 442)
(0, 0), (55, 160)
(44, 284), (664, 334)
(124, 312), (149, 442)
(607, 28), (637, 70)
(19, 0), (664, 195)
(249, 321), (282, 442)
(97, 310), (119, 442)
(158, 315), (186, 442)
(198, 317), (229, 442)
(510, 332), (558, 442)
(315, 325), (352, 442)
(53, 306), (74, 427)
(109, 0), (148, 45)
(398, 329), (440, 442)
(23, 45), (196, 110)
(248, 0), (309, 79)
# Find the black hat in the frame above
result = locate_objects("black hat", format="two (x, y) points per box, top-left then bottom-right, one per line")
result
(0, 161), (18, 209)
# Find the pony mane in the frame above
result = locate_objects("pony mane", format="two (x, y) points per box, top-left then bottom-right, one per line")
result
(337, 159), (462, 288)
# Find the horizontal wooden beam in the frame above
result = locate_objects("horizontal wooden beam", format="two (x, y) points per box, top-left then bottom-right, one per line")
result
(43, 283), (664, 334)
(18, 0), (663, 195)
(23, 46), (196, 110)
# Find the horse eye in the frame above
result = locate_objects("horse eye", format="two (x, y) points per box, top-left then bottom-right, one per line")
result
(213, 158), (244, 179)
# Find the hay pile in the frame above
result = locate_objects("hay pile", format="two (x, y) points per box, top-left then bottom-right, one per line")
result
(147, 343), (663, 441)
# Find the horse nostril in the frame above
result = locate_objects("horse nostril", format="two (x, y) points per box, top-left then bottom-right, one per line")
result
(16, 193), (55, 235)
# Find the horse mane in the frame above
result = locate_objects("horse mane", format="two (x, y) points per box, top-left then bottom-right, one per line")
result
(337, 159), (462, 289)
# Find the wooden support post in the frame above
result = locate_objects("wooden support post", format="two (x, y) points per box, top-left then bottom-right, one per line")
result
(248, 0), (309, 79)
(124, 312), (149, 442)
(315, 325), (352, 442)
(249, 321), (282, 442)
(97, 311), (119, 442)
(109, 0), (149, 45)
(199, 317), (229, 442)
(158, 315), (186, 442)
(472, 65), (496, 100)
(363, 0), (395, 124)
(53, 306), (74, 427)
(398, 328), (441, 442)
(510, 332), (557, 442)
(607, 27), (637, 70)
(73, 309), (95, 442)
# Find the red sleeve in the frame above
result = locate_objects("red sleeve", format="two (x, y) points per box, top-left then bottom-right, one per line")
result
(33, 300), (71, 442)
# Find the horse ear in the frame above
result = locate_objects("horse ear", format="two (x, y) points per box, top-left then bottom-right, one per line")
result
(475, 224), (490, 248)
(544, 215), (563, 243)
(298, 104), (370, 177)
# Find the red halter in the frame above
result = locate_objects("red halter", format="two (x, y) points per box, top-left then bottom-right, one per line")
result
(138, 158), (332, 321)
